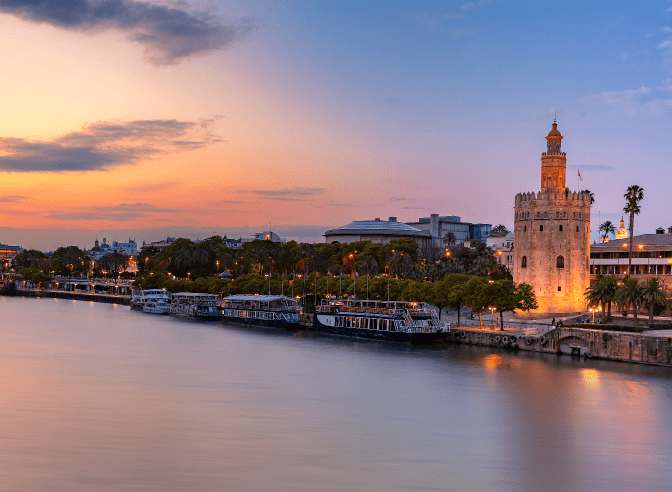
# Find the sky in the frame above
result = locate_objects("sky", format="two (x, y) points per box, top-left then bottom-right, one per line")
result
(1, 0), (672, 251)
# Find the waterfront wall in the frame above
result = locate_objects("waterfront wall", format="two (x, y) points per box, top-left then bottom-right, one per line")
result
(450, 326), (672, 367)
(17, 289), (131, 306)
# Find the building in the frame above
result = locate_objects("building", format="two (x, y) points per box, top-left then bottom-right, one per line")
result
(0, 242), (23, 267)
(89, 238), (137, 260)
(140, 237), (176, 253)
(513, 121), (591, 316)
(616, 216), (628, 240)
(406, 214), (491, 246)
(590, 228), (672, 291)
(324, 217), (431, 245)
(486, 231), (514, 272)
(241, 231), (286, 244)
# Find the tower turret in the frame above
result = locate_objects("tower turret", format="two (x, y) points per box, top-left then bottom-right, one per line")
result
(541, 119), (566, 193)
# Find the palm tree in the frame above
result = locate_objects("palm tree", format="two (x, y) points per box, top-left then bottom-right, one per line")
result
(641, 277), (668, 323)
(442, 232), (457, 247)
(580, 189), (595, 204)
(598, 221), (616, 243)
(389, 251), (411, 279)
(615, 277), (643, 320)
(584, 275), (609, 322)
(624, 185), (644, 276)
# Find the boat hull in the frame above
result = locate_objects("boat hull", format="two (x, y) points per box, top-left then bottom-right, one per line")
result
(222, 315), (301, 331)
(314, 317), (448, 344)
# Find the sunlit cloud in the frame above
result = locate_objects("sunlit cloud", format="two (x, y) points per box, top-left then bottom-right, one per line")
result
(580, 86), (672, 115)
(249, 187), (326, 197)
(657, 40), (672, 49)
(0, 119), (222, 172)
(0, 195), (27, 202)
(46, 203), (182, 222)
(0, 0), (251, 65)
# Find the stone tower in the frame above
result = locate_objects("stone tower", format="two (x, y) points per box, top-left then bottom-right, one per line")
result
(513, 122), (591, 316)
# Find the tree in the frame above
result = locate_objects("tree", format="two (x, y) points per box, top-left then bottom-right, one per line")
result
(442, 232), (457, 248)
(514, 283), (538, 314)
(584, 275), (611, 322)
(580, 189), (595, 204)
(99, 251), (128, 277)
(389, 251), (412, 279)
(615, 277), (643, 320)
(463, 276), (489, 328)
(13, 249), (48, 269)
(491, 224), (509, 234)
(598, 221), (616, 243)
(641, 277), (668, 323)
(624, 185), (644, 276)
(443, 274), (471, 325)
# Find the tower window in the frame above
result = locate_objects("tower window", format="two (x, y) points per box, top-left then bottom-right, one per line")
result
(559, 225), (563, 232)
(540, 225), (544, 232)
(576, 226), (579, 232)
(521, 256), (527, 268)
(558, 286), (562, 292)
(524, 225), (527, 232)
(557, 255), (565, 268)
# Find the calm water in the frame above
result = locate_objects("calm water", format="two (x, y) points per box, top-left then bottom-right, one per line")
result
(1, 297), (671, 491)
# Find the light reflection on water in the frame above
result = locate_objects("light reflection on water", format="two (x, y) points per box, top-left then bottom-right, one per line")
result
(1, 296), (671, 491)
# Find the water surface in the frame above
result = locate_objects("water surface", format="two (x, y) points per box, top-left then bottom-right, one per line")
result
(1, 296), (671, 491)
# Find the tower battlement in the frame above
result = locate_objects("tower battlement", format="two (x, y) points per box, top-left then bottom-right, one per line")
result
(515, 191), (592, 203)
(541, 151), (566, 157)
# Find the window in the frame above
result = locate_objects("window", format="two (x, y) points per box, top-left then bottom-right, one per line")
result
(524, 225), (527, 232)
(559, 225), (563, 232)
(576, 226), (579, 232)
(558, 286), (562, 291)
(521, 256), (527, 268)
(557, 255), (565, 268)
(540, 225), (544, 232)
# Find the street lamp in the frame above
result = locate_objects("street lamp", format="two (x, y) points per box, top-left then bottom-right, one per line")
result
(489, 306), (495, 330)
(216, 260), (220, 275)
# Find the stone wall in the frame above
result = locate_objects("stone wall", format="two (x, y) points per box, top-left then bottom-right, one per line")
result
(513, 191), (591, 315)
(448, 326), (672, 367)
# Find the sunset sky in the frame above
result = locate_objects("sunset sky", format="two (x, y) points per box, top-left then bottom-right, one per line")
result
(2, 0), (672, 250)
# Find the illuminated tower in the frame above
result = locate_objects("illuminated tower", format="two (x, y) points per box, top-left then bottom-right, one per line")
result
(513, 121), (591, 316)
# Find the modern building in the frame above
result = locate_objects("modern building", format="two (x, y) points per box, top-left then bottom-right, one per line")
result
(324, 217), (431, 245)
(0, 243), (23, 266)
(140, 237), (176, 253)
(406, 214), (491, 246)
(590, 228), (672, 290)
(486, 231), (514, 272)
(513, 121), (591, 316)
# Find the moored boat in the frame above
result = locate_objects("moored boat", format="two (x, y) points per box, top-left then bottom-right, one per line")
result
(314, 299), (449, 344)
(170, 292), (221, 320)
(130, 288), (170, 310)
(143, 298), (171, 314)
(221, 294), (300, 330)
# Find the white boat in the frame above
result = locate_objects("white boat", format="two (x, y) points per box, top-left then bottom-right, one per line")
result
(169, 292), (221, 320)
(221, 294), (300, 329)
(143, 298), (170, 314)
(130, 288), (170, 310)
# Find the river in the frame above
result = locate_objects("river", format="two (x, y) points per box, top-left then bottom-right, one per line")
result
(1, 296), (671, 491)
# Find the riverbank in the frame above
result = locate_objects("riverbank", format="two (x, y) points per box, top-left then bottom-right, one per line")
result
(16, 288), (130, 305)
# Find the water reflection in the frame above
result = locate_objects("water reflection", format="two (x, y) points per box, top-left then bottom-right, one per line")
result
(1, 297), (671, 492)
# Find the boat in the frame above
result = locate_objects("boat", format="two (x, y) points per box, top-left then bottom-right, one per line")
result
(313, 298), (449, 344)
(143, 298), (171, 314)
(221, 294), (300, 330)
(130, 288), (170, 310)
(169, 292), (221, 320)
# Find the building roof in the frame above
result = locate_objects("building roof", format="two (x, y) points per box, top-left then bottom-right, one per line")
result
(592, 233), (672, 248)
(324, 219), (430, 237)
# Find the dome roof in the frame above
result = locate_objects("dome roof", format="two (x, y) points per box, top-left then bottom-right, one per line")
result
(324, 219), (429, 237)
(547, 121), (561, 137)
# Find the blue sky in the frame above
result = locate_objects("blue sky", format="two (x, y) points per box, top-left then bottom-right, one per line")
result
(1, 0), (672, 249)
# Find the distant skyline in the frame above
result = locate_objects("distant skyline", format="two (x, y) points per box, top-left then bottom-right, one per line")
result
(2, 0), (672, 251)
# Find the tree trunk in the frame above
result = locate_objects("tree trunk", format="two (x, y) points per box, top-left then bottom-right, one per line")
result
(457, 307), (461, 326)
(478, 311), (482, 328)
(628, 212), (634, 276)
(601, 301), (606, 322)
(500, 312), (505, 331)
(633, 302), (638, 320)
(649, 302), (654, 323)
(607, 301), (612, 321)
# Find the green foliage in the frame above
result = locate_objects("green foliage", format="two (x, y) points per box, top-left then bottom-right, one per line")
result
(13, 249), (49, 269)
(50, 246), (90, 276)
(19, 267), (52, 286)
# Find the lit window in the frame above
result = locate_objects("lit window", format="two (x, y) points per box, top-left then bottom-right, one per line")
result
(521, 256), (527, 268)
(557, 255), (565, 268)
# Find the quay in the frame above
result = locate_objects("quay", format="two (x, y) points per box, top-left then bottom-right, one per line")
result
(17, 288), (131, 305)
(447, 323), (672, 367)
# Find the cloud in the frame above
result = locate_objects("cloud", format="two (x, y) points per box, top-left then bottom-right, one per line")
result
(46, 202), (182, 222)
(666, 7), (672, 13)
(130, 181), (178, 192)
(582, 86), (658, 114)
(0, 195), (27, 202)
(567, 165), (616, 172)
(657, 39), (672, 49)
(663, 27), (672, 33)
(0, 119), (221, 172)
(249, 187), (326, 197)
(0, 0), (250, 65)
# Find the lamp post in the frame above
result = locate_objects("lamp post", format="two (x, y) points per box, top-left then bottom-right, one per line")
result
(489, 306), (495, 330)
(216, 260), (220, 275)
